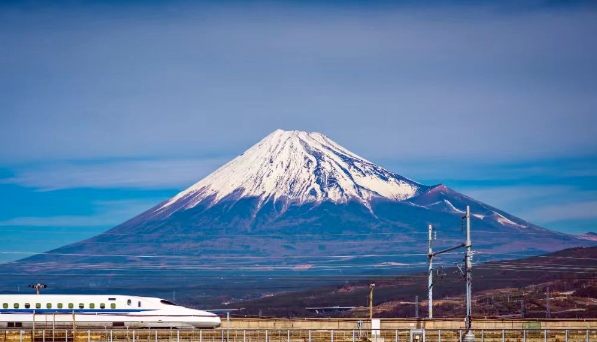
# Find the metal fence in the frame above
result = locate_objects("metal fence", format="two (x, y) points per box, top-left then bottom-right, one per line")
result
(1, 329), (596, 342)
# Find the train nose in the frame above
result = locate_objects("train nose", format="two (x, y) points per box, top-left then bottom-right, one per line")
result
(213, 316), (222, 328)
(189, 315), (221, 328)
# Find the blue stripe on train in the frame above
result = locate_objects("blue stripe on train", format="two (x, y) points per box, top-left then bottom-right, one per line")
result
(0, 309), (150, 314)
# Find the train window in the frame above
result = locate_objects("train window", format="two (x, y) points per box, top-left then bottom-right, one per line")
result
(100, 303), (105, 309)
(2, 303), (7, 309)
(89, 303), (95, 309)
(25, 303), (30, 309)
(47, 303), (52, 309)
(13, 303), (19, 309)
(36, 303), (41, 309)
(58, 303), (63, 309)
(138, 301), (141, 308)
(110, 303), (116, 309)
(79, 303), (84, 309)
(108, 298), (116, 301)
(68, 303), (74, 309)
(127, 299), (131, 306)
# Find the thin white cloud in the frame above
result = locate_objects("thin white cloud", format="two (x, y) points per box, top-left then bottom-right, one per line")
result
(385, 161), (550, 183)
(379, 157), (597, 187)
(460, 185), (597, 225)
(523, 201), (597, 223)
(0, 216), (111, 227)
(0, 199), (160, 227)
(461, 186), (574, 208)
(1, 158), (229, 190)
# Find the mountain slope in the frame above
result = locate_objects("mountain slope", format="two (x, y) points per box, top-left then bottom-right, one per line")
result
(579, 232), (597, 242)
(219, 246), (597, 319)
(1, 130), (593, 296)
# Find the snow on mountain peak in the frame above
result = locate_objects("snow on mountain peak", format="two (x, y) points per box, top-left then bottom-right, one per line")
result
(157, 129), (425, 214)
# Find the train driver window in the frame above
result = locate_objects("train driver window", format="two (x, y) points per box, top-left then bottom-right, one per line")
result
(127, 299), (131, 306)
(58, 303), (63, 309)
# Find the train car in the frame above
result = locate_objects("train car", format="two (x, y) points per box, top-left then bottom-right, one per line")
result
(0, 294), (221, 329)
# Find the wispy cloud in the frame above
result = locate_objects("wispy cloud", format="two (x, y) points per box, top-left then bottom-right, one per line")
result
(460, 185), (597, 225)
(523, 201), (597, 223)
(0, 216), (113, 227)
(462, 185), (575, 208)
(0, 199), (159, 227)
(0, 198), (164, 263)
(1, 158), (228, 190)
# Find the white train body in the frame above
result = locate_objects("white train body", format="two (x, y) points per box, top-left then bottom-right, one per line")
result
(0, 295), (221, 329)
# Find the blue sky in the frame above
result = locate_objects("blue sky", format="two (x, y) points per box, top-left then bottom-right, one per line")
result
(0, 1), (596, 263)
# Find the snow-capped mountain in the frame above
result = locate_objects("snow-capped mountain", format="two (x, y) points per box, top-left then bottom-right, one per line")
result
(155, 129), (426, 216)
(148, 129), (545, 233)
(2, 129), (593, 292)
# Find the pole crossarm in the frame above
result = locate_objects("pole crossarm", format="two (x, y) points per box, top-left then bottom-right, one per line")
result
(431, 243), (465, 257)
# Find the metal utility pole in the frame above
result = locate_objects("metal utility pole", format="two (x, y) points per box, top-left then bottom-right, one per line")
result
(227, 312), (230, 342)
(463, 206), (475, 342)
(427, 222), (466, 320)
(415, 296), (419, 318)
(428, 224), (434, 319)
(425, 205), (474, 335)
(546, 287), (551, 318)
(369, 284), (375, 320)
(29, 283), (47, 295)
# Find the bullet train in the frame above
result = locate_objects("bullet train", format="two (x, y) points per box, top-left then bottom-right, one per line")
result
(0, 294), (221, 329)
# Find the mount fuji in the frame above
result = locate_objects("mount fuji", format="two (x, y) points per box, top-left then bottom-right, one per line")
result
(1, 130), (592, 294)
(156, 129), (425, 216)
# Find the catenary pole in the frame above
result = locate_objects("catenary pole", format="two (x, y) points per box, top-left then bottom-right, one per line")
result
(369, 284), (375, 320)
(415, 296), (419, 318)
(546, 287), (551, 318)
(428, 224), (433, 319)
(463, 206), (475, 342)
